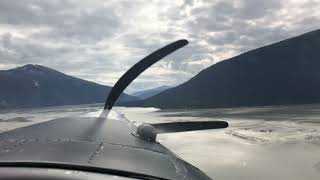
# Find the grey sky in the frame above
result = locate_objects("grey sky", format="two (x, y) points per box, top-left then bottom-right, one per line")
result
(0, 0), (319, 93)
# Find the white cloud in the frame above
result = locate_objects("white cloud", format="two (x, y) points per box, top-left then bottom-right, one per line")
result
(187, 58), (213, 66)
(0, 0), (319, 92)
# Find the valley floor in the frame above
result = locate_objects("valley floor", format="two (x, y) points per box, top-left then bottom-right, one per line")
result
(1, 104), (320, 180)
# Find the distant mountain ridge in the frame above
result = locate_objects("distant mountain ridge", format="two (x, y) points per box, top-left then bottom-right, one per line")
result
(124, 29), (320, 109)
(131, 86), (171, 99)
(0, 64), (137, 109)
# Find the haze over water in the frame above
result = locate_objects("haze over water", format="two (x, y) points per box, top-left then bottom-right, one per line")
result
(1, 104), (320, 180)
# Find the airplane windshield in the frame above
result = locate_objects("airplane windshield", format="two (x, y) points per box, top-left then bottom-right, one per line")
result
(1, 1), (320, 180)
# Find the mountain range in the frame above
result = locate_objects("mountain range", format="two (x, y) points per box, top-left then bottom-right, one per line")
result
(124, 29), (320, 108)
(2, 29), (320, 110)
(132, 86), (171, 99)
(0, 64), (137, 109)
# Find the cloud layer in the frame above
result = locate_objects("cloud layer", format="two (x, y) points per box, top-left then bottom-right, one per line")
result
(1, 0), (320, 93)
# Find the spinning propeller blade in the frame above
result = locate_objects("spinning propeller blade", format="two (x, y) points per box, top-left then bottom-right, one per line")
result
(102, 39), (188, 115)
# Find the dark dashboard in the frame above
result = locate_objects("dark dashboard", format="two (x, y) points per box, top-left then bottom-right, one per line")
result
(0, 167), (136, 180)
